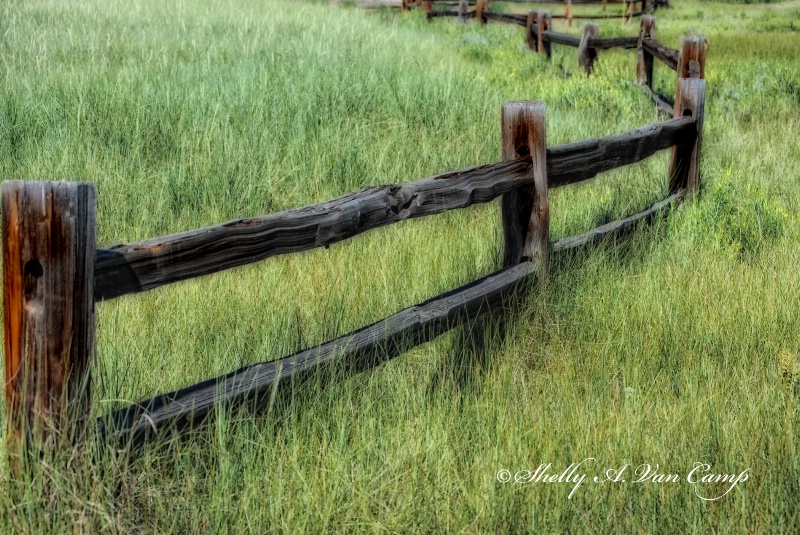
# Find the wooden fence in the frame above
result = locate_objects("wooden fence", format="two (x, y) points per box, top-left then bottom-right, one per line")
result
(410, 0), (668, 24)
(2, 11), (706, 458)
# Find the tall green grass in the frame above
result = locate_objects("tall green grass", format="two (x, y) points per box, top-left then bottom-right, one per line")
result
(0, 0), (798, 532)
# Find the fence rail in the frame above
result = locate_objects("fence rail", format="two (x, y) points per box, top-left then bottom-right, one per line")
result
(3, 2), (706, 459)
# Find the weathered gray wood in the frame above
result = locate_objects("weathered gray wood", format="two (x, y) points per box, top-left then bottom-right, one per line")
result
(587, 36), (638, 50)
(95, 116), (695, 301)
(637, 15), (656, 86)
(551, 191), (684, 251)
(483, 11), (527, 25)
(500, 102), (548, 270)
(641, 84), (675, 115)
(669, 79), (706, 194)
(641, 37), (678, 71)
(2, 181), (96, 452)
(100, 260), (539, 446)
(673, 35), (707, 108)
(542, 31), (581, 47)
(578, 23), (600, 75)
(546, 115), (693, 187)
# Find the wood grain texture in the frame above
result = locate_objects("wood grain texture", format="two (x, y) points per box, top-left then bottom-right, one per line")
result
(545, 115), (693, 188)
(2, 181), (96, 449)
(551, 191), (684, 251)
(526, 11), (538, 49)
(673, 35), (707, 109)
(637, 15), (656, 86)
(500, 101), (549, 270)
(537, 11), (552, 57)
(641, 37), (678, 71)
(669, 79), (706, 194)
(578, 23), (600, 75)
(94, 117), (695, 301)
(100, 261), (539, 446)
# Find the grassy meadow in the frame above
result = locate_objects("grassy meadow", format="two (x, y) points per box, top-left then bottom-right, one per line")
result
(1, 0), (799, 531)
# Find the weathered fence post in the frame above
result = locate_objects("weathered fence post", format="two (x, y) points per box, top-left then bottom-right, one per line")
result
(626, 0), (636, 24)
(459, 0), (468, 22)
(2, 181), (96, 456)
(476, 0), (486, 25)
(526, 10), (538, 50)
(578, 23), (600, 75)
(674, 35), (707, 109)
(500, 102), (549, 274)
(636, 15), (656, 87)
(669, 79), (706, 195)
(537, 11), (552, 59)
(566, 0), (573, 27)
(602, 0), (608, 12)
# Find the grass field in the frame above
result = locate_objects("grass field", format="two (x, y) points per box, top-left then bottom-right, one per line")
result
(1, 0), (799, 532)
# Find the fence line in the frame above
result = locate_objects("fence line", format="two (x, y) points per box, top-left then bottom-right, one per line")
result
(2, 4), (706, 458)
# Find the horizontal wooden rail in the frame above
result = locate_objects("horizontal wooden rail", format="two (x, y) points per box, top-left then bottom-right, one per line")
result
(641, 37), (678, 70)
(641, 84), (674, 115)
(545, 115), (693, 187)
(94, 116), (695, 301)
(100, 260), (539, 445)
(589, 36), (639, 50)
(480, 11), (527, 24)
(551, 190), (683, 251)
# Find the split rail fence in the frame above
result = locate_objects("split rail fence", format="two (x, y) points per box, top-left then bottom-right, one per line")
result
(410, 0), (667, 24)
(3, 10), (706, 458)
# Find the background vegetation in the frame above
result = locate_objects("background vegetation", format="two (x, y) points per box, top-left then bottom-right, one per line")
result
(0, 0), (798, 532)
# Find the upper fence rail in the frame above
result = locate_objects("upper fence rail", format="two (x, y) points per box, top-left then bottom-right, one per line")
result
(95, 116), (694, 301)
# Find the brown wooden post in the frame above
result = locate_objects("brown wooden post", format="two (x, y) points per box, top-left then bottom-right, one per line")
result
(500, 102), (549, 273)
(566, 0), (573, 27)
(2, 181), (96, 455)
(669, 79), (706, 195)
(537, 11), (552, 59)
(637, 15), (656, 87)
(578, 23), (600, 75)
(674, 35), (707, 108)
(476, 0), (485, 24)
(526, 10), (538, 50)
(627, 0), (636, 24)
(401, 0), (407, 13)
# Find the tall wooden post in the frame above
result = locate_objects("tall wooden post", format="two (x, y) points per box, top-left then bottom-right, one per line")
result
(566, 0), (573, 27)
(526, 11), (538, 50)
(500, 102), (549, 274)
(578, 23), (600, 75)
(669, 79), (706, 195)
(537, 11), (552, 59)
(637, 15), (656, 87)
(2, 181), (96, 455)
(476, 0), (486, 25)
(459, 0), (468, 22)
(602, 0), (608, 12)
(674, 35), (707, 110)
(626, 0), (637, 24)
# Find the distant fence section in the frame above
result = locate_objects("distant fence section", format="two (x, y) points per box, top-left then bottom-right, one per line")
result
(3, 3), (705, 461)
